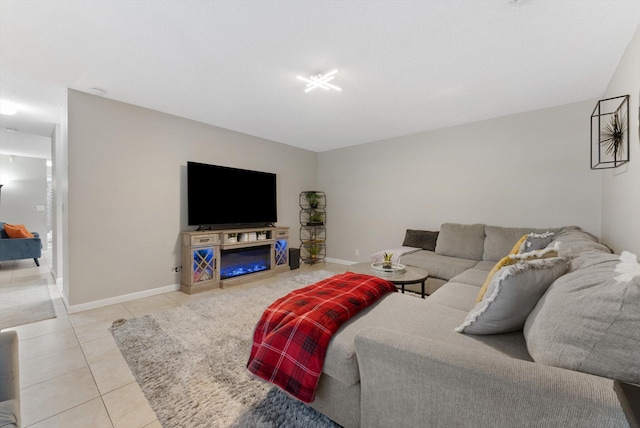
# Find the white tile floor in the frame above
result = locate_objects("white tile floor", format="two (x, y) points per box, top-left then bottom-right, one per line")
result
(0, 250), (345, 427)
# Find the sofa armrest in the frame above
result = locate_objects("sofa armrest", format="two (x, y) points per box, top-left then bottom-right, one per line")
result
(0, 236), (42, 262)
(0, 331), (21, 426)
(0, 331), (19, 402)
(354, 328), (626, 428)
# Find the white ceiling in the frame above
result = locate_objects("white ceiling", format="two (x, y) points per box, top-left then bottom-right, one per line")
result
(1, 0), (639, 154)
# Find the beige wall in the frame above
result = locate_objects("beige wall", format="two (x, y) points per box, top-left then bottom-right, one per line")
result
(66, 89), (317, 307)
(601, 24), (640, 255)
(318, 100), (601, 263)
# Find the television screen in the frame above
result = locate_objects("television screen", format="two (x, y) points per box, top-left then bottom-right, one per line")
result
(187, 161), (277, 227)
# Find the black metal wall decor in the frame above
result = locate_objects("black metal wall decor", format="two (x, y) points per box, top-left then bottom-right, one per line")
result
(591, 95), (630, 169)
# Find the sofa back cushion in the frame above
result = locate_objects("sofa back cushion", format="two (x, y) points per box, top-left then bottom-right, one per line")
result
(551, 226), (611, 258)
(524, 251), (640, 384)
(482, 226), (554, 262)
(435, 223), (485, 261)
(400, 250), (478, 281)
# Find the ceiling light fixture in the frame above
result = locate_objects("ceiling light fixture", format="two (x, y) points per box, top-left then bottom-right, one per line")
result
(0, 100), (18, 116)
(296, 70), (342, 93)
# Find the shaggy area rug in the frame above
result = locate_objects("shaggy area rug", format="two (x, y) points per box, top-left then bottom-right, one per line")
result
(111, 270), (342, 428)
(0, 279), (56, 329)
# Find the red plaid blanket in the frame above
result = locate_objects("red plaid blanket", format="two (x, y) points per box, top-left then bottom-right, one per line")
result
(246, 271), (397, 403)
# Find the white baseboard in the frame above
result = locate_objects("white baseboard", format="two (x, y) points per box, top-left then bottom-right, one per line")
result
(325, 257), (357, 265)
(66, 283), (180, 314)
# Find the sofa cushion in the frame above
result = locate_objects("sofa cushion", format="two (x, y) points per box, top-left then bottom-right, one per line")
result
(400, 250), (478, 280)
(428, 282), (480, 312)
(474, 260), (497, 271)
(325, 293), (532, 386)
(402, 229), (439, 251)
(524, 251), (640, 384)
(0, 399), (18, 428)
(456, 257), (569, 335)
(435, 223), (485, 261)
(483, 226), (543, 262)
(552, 226), (611, 258)
(448, 268), (488, 288)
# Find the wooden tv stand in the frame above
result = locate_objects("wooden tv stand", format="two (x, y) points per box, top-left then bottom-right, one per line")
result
(180, 226), (289, 294)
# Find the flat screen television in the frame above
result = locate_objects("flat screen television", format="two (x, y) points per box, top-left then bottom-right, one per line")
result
(187, 161), (277, 227)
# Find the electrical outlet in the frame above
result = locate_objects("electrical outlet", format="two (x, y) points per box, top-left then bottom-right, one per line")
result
(355, 249), (360, 256)
(171, 266), (182, 274)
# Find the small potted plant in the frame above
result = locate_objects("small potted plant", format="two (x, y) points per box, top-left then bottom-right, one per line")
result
(257, 231), (267, 240)
(309, 243), (320, 260)
(305, 191), (321, 209)
(307, 210), (324, 225)
(383, 252), (393, 269)
(228, 233), (238, 243)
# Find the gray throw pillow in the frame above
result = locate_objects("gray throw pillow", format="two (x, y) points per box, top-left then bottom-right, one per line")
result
(517, 231), (554, 253)
(435, 223), (485, 261)
(524, 251), (640, 384)
(402, 229), (439, 251)
(455, 257), (569, 335)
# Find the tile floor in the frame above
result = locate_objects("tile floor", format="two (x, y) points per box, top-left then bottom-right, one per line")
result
(0, 249), (345, 428)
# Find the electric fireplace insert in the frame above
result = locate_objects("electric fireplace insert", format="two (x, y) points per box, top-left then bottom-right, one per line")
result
(220, 245), (271, 280)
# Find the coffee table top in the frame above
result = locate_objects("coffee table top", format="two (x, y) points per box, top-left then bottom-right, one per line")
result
(349, 262), (428, 285)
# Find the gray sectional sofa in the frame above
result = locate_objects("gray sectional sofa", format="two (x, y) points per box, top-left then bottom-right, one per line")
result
(308, 223), (638, 428)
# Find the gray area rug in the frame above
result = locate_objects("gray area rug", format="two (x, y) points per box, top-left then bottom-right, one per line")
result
(0, 279), (57, 329)
(111, 270), (342, 428)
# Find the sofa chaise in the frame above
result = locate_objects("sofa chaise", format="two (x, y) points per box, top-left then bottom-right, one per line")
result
(307, 223), (638, 428)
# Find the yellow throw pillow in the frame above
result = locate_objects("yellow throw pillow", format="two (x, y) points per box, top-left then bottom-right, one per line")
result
(476, 246), (559, 302)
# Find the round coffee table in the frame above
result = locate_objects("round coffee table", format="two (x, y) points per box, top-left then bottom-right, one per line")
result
(349, 262), (429, 298)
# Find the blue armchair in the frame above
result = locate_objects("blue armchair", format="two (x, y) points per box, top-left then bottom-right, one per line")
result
(0, 221), (42, 266)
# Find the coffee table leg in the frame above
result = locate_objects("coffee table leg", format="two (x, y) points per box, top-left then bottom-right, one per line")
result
(421, 281), (425, 299)
(401, 285), (405, 294)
